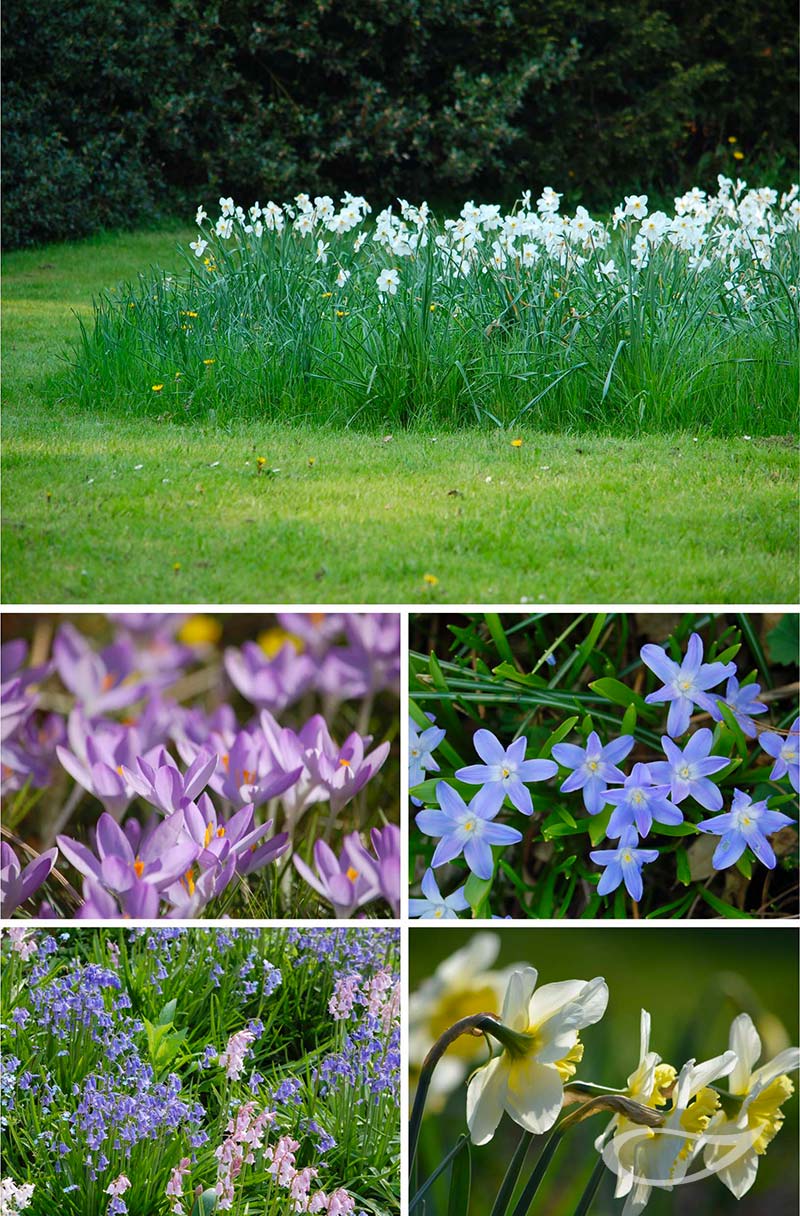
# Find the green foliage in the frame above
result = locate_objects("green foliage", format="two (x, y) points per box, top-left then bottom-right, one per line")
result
(3, 0), (797, 248)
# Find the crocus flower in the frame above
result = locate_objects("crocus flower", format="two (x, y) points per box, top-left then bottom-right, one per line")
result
(409, 714), (445, 793)
(704, 1013), (799, 1198)
(695, 789), (794, 869)
(317, 613), (400, 700)
(551, 731), (634, 815)
(182, 794), (288, 877)
(224, 641), (316, 712)
(455, 729), (558, 815)
(759, 717), (799, 792)
(301, 719), (390, 816)
(0, 842), (58, 917)
(647, 729), (729, 810)
(415, 781), (523, 880)
(640, 632), (736, 737)
(466, 967), (609, 1144)
(52, 621), (159, 714)
(293, 834), (380, 917)
(367, 823), (400, 915)
(409, 869), (469, 919)
(604, 763), (683, 838)
(589, 827), (660, 901)
(57, 811), (198, 895)
(718, 676), (768, 737)
(122, 748), (218, 816)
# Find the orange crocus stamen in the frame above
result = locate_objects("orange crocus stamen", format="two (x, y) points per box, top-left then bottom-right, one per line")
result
(133, 858), (145, 879)
(346, 866), (359, 882)
(339, 758), (351, 768)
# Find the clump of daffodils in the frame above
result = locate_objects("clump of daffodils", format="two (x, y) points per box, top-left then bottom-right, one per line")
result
(412, 957), (799, 1213)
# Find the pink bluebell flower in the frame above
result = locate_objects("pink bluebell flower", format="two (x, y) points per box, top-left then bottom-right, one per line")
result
(696, 789), (795, 869)
(456, 729), (557, 815)
(641, 632), (736, 737)
(415, 780), (523, 879)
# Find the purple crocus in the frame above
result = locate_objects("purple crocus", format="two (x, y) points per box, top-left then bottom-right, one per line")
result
(589, 827), (660, 902)
(293, 834), (380, 917)
(759, 717), (799, 793)
(409, 869), (469, 919)
(695, 789), (795, 869)
(52, 621), (160, 715)
(0, 842), (58, 916)
(647, 729), (729, 810)
(551, 730), (634, 815)
(317, 613), (401, 700)
(604, 762), (683, 838)
(301, 719), (390, 816)
(365, 823), (400, 915)
(57, 811), (198, 895)
(717, 676), (768, 737)
(224, 641), (316, 712)
(455, 729), (557, 816)
(182, 793), (288, 877)
(415, 780), (523, 880)
(640, 632), (736, 738)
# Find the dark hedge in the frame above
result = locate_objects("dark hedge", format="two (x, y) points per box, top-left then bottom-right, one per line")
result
(2, 0), (797, 248)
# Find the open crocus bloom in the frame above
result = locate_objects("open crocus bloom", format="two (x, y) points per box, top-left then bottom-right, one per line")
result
(466, 966), (608, 1145)
(603, 1049), (737, 1214)
(703, 1013), (799, 1198)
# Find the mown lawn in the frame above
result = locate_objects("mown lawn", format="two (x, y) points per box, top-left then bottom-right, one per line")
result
(2, 228), (798, 604)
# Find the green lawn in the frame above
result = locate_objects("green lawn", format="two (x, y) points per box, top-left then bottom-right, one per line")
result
(3, 228), (798, 603)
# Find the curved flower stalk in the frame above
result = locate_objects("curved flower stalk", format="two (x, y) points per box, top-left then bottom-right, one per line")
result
(703, 1013), (799, 1198)
(466, 967), (609, 1144)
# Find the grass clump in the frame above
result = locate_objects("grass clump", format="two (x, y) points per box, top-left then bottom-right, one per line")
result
(69, 182), (799, 433)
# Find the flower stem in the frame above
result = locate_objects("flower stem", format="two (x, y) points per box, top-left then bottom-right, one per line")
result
(489, 1129), (534, 1216)
(409, 1134), (469, 1212)
(409, 1012), (500, 1173)
(509, 1127), (564, 1216)
(572, 1156), (606, 1216)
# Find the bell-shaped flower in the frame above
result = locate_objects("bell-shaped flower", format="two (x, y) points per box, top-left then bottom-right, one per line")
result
(703, 1012), (799, 1198)
(415, 781), (523, 879)
(759, 716), (799, 793)
(455, 729), (557, 816)
(552, 730), (634, 815)
(695, 789), (794, 870)
(647, 729), (728, 810)
(640, 632), (736, 738)
(466, 966), (609, 1144)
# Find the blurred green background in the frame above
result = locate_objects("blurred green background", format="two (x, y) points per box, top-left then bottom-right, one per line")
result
(410, 926), (799, 1215)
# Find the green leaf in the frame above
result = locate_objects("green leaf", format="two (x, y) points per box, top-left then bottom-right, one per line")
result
(484, 613), (515, 665)
(765, 614), (799, 667)
(620, 703), (637, 736)
(676, 849), (691, 886)
(736, 614), (773, 689)
(588, 677), (650, 714)
(411, 776), (476, 804)
(491, 660), (547, 688)
(588, 805), (613, 845)
(553, 805), (577, 829)
(158, 998), (177, 1026)
(651, 822), (698, 837)
(541, 813), (586, 839)
(714, 642), (742, 666)
(447, 1137), (472, 1216)
(537, 715), (580, 758)
(698, 889), (752, 919)
(715, 700), (749, 758)
(465, 871), (492, 916)
(735, 853), (753, 880)
(191, 1190), (218, 1216)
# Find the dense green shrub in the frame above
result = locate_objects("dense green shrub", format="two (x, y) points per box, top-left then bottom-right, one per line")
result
(3, 0), (797, 248)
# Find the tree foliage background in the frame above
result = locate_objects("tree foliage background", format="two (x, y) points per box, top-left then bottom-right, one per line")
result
(3, 0), (797, 248)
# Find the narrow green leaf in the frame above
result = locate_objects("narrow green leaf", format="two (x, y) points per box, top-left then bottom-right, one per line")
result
(676, 849), (691, 886)
(447, 1138), (472, 1216)
(735, 853), (753, 880)
(698, 889), (752, 919)
(588, 805), (613, 845)
(465, 872), (492, 915)
(485, 613), (515, 665)
(588, 677), (650, 714)
(736, 614), (774, 689)
(620, 703), (637, 736)
(537, 715), (580, 758)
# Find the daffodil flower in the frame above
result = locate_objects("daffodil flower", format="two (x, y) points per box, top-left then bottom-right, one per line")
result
(466, 966), (609, 1144)
(703, 1013), (799, 1198)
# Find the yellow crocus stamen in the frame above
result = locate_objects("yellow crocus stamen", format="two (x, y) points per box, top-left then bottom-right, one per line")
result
(133, 858), (145, 879)
(346, 866), (359, 882)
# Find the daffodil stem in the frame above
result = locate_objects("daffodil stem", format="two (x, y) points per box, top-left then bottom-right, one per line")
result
(509, 1127), (565, 1216)
(409, 1012), (500, 1174)
(489, 1129), (534, 1216)
(572, 1156), (606, 1216)
(409, 1134), (469, 1212)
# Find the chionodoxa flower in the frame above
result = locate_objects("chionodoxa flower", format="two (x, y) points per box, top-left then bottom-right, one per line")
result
(466, 966), (609, 1144)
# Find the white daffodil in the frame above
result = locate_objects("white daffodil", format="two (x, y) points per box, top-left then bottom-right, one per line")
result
(189, 238), (208, 258)
(598, 1010), (677, 1200)
(703, 1013), (799, 1198)
(466, 967), (608, 1145)
(409, 933), (511, 1107)
(376, 268), (400, 295)
(604, 1049), (737, 1214)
